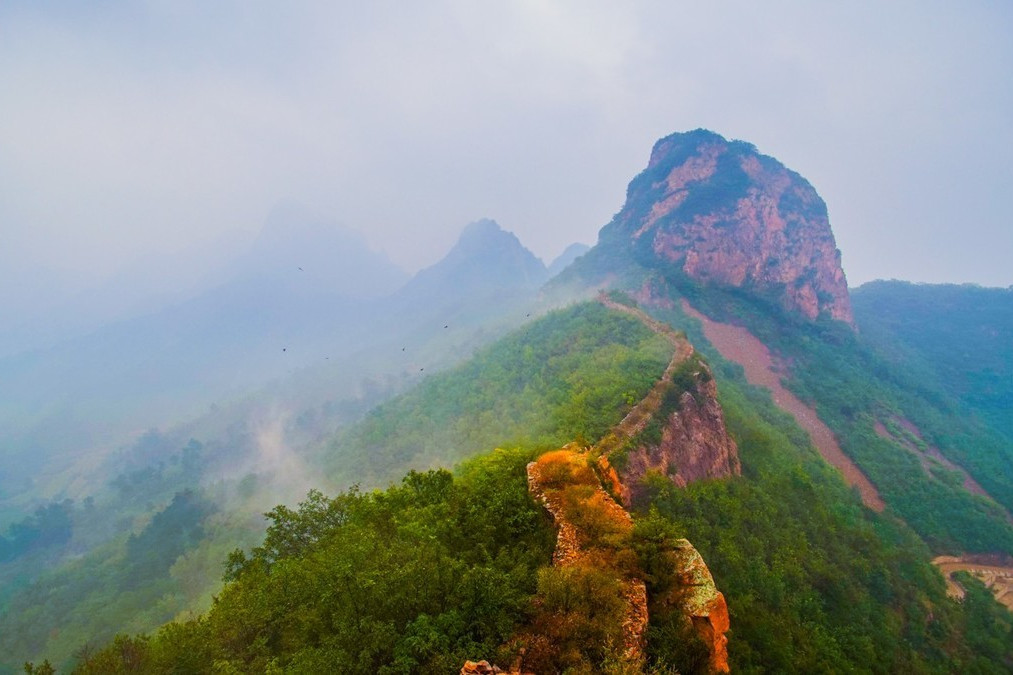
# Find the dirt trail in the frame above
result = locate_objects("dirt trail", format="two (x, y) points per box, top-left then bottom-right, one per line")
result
(681, 299), (886, 512)
(596, 294), (694, 456)
(932, 556), (1013, 610)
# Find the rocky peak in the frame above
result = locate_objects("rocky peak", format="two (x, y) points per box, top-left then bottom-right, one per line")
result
(402, 219), (548, 298)
(603, 129), (854, 325)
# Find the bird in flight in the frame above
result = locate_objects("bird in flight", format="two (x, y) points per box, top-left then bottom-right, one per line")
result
(298, 267), (303, 271)
(282, 348), (287, 352)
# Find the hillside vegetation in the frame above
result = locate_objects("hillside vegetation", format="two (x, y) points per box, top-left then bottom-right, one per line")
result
(65, 299), (1013, 673)
(317, 302), (674, 489)
(73, 451), (554, 674)
(578, 264), (1013, 558)
(852, 281), (1013, 444)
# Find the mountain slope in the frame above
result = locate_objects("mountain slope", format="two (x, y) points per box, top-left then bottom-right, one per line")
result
(68, 297), (1013, 673)
(315, 302), (673, 489)
(395, 219), (548, 301)
(555, 128), (1013, 557)
(0, 219), (556, 671)
(852, 280), (1013, 443)
(15, 130), (1013, 673)
(547, 242), (590, 277)
(0, 208), (406, 504)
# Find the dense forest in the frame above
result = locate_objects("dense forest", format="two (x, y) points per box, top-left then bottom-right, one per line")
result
(72, 452), (555, 673)
(852, 281), (1013, 444)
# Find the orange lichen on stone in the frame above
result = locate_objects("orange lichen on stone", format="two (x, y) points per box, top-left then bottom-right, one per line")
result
(527, 448), (648, 665)
(664, 539), (731, 673)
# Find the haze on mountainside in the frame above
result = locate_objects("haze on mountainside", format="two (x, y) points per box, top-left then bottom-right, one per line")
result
(2, 3), (1012, 672)
(3, 127), (1012, 673)
(1, 2), (1011, 361)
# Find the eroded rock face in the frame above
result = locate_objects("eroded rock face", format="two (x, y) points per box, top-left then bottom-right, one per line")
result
(621, 369), (741, 503)
(662, 539), (731, 673)
(604, 129), (853, 325)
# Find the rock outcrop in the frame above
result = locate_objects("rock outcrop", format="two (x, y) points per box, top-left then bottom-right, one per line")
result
(600, 129), (853, 325)
(460, 660), (504, 674)
(526, 445), (731, 673)
(460, 657), (528, 675)
(622, 371), (741, 500)
(659, 538), (732, 673)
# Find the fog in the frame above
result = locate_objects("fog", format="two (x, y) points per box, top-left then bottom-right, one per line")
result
(2, 1), (1011, 343)
(1, 6), (1012, 661)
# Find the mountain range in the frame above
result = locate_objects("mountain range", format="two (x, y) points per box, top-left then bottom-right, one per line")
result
(2, 129), (1012, 673)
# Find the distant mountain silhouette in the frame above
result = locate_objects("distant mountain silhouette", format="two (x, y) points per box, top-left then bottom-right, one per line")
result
(395, 219), (547, 302)
(0, 206), (408, 488)
(547, 242), (590, 277)
(228, 202), (408, 298)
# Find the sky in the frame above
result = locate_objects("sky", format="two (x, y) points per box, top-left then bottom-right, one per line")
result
(2, 0), (1012, 316)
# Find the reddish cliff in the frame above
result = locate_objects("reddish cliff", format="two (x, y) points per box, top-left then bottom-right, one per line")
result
(621, 369), (741, 502)
(594, 293), (740, 505)
(602, 129), (854, 325)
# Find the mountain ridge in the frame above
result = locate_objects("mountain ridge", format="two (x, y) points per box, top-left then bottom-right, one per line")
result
(8, 130), (1013, 673)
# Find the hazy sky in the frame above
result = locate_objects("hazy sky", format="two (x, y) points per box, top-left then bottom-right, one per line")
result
(2, 0), (1012, 304)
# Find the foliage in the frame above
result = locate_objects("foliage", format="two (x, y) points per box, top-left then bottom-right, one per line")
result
(0, 500), (73, 563)
(654, 275), (1013, 555)
(852, 281), (1013, 445)
(0, 490), (222, 673)
(320, 302), (673, 489)
(523, 564), (628, 672)
(23, 279), (1013, 673)
(636, 363), (1013, 673)
(73, 449), (554, 674)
